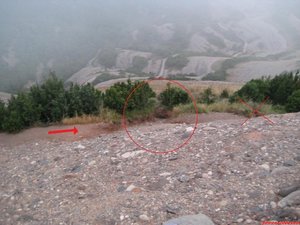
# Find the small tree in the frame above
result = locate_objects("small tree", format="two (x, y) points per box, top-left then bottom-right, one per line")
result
(1, 73), (105, 132)
(159, 83), (190, 109)
(220, 89), (229, 99)
(2, 93), (37, 132)
(30, 72), (66, 123)
(79, 83), (102, 115)
(199, 87), (216, 104)
(269, 72), (300, 105)
(104, 80), (156, 114)
(286, 89), (300, 112)
(104, 80), (133, 114)
(0, 100), (6, 131)
(65, 83), (83, 117)
(2, 111), (23, 133)
(235, 79), (270, 102)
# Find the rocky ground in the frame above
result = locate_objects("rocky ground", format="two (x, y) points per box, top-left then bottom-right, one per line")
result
(0, 113), (300, 225)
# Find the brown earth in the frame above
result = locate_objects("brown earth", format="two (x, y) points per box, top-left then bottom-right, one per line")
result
(0, 113), (243, 148)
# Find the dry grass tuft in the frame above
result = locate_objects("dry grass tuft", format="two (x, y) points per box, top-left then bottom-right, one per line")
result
(62, 114), (103, 125)
(173, 103), (207, 116)
(173, 100), (283, 117)
(148, 80), (242, 97)
(206, 101), (284, 116)
(62, 108), (121, 125)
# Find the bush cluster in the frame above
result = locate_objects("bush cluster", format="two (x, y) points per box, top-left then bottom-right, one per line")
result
(198, 87), (217, 104)
(230, 71), (300, 112)
(286, 89), (300, 112)
(3, 70), (299, 133)
(104, 79), (156, 114)
(0, 73), (102, 132)
(220, 89), (229, 99)
(2, 75), (192, 132)
(158, 83), (190, 110)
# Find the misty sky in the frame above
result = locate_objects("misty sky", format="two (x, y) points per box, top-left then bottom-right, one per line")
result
(0, 0), (299, 92)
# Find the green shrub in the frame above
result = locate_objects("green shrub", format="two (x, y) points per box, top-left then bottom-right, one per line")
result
(1, 72), (103, 133)
(61, 82), (102, 118)
(103, 81), (131, 114)
(104, 79), (156, 114)
(13, 93), (37, 125)
(269, 71), (300, 105)
(126, 99), (156, 122)
(220, 89), (229, 98)
(65, 83), (83, 117)
(158, 83), (190, 109)
(2, 111), (24, 133)
(173, 103), (207, 116)
(30, 72), (66, 123)
(78, 83), (102, 115)
(229, 93), (238, 103)
(198, 88), (216, 104)
(127, 81), (156, 113)
(235, 78), (270, 102)
(230, 71), (300, 112)
(2, 93), (38, 132)
(286, 89), (300, 112)
(0, 100), (7, 131)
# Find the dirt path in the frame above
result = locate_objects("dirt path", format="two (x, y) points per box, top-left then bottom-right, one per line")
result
(0, 113), (245, 148)
(0, 123), (118, 148)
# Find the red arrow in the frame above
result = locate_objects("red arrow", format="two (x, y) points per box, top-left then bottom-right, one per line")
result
(48, 126), (78, 135)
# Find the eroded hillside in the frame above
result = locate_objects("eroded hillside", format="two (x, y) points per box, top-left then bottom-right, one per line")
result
(2, 0), (300, 92)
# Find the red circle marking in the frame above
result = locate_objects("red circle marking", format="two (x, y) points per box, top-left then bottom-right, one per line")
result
(122, 78), (199, 154)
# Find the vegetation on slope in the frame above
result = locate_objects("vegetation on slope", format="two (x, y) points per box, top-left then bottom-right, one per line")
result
(165, 55), (189, 70)
(1, 70), (299, 133)
(230, 71), (300, 112)
(0, 72), (102, 132)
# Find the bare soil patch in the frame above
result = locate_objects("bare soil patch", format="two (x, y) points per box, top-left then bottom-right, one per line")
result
(0, 113), (244, 148)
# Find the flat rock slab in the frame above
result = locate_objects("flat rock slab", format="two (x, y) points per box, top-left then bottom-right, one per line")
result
(278, 183), (300, 197)
(163, 213), (215, 225)
(278, 190), (300, 208)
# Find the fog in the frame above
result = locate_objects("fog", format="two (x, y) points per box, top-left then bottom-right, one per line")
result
(1, 0), (300, 92)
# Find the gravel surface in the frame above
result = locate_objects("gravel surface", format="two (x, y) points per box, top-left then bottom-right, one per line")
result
(1, 113), (300, 224)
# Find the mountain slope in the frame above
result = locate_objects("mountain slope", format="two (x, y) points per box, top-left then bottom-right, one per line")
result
(1, 0), (300, 91)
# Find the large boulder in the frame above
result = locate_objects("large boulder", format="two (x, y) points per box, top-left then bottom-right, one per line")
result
(163, 213), (215, 225)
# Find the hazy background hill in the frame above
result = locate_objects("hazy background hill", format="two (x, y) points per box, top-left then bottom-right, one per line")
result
(1, 0), (300, 92)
